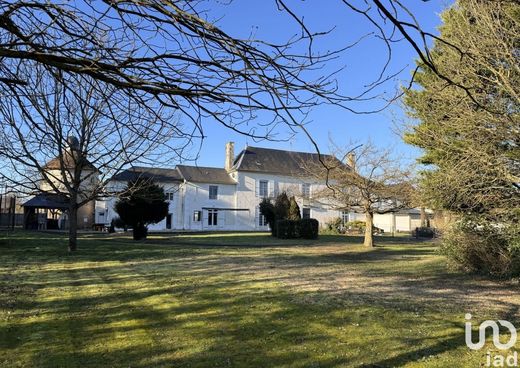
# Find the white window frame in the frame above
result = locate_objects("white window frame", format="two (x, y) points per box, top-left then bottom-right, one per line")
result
(259, 212), (268, 227)
(259, 180), (269, 198)
(208, 209), (218, 226)
(165, 192), (174, 201)
(341, 211), (349, 225)
(302, 207), (311, 219)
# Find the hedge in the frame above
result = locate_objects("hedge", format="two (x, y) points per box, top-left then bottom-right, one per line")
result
(300, 218), (319, 239)
(275, 218), (319, 239)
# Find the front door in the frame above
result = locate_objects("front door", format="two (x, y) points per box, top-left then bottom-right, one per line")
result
(166, 213), (172, 229)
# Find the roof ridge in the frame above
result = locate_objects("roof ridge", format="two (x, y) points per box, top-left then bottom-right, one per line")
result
(132, 165), (177, 171)
(246, 145), (334, 157)
(177, 164), (227, 170)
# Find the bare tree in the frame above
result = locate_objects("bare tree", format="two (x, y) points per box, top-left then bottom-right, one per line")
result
(0, 1), (347, 252)
(304, 142), (414, 247)
(0, 1), (348, 144)
(0, 1), (482, 148)
(0, 65), (185, 251)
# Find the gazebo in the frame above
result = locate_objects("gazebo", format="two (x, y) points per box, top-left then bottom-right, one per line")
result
(22, 193), (69, 230)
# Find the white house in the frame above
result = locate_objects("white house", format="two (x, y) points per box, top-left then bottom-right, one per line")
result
(96, 143), (421, 232)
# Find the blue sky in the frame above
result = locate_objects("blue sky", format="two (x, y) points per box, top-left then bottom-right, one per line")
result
(183, 0), (452, 168)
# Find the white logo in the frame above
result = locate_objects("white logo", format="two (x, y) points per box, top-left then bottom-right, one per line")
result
(465, 313), (517, 350)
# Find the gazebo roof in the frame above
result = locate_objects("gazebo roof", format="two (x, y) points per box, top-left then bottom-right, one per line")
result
(22, 193), (69, 210)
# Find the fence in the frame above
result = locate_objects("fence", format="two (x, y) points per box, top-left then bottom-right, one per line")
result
(0, 195), (18, 229)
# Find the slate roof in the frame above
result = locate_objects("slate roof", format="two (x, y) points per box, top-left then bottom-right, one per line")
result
(176, 165), (236, 185)
(232, 146), (344, 176)
(110, 147), (345, 185)
(111, 166), (182, 183)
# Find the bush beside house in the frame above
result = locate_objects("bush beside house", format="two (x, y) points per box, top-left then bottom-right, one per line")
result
(276, 218), (319, 239)
(260, 192), (319, 239)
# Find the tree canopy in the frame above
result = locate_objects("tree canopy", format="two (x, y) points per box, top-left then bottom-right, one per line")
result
(403, 0), (520, 277)
(115, 179), (169, 240)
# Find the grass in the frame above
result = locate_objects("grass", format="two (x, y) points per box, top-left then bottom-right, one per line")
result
(1, 231), (519, 367)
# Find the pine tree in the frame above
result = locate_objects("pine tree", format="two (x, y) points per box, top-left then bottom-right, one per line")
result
(274, 192), (291, 221)
(288, 196), (301, 220)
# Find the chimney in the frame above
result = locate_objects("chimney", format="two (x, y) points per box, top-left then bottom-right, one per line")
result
(225, 142), (235, 171)
(67, 136), (80, 151)
(346, 152), (356, 171)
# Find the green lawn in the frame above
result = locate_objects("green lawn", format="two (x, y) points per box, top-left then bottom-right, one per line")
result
(1, 231), (519, 367)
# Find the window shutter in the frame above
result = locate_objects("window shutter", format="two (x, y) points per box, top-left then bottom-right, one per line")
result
(255, 206), (259, 228)
(255, 179), (259, 197)
(268, 180), (275, 197)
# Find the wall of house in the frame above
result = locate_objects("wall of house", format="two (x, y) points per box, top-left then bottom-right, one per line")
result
(40, 168), (99, 199)
(97, 181), (181, 230)
(179, 182), (240, 231)
(39, 168), (99, 229)
(372, 212), (420, 233)
(234, 171), (343, 230)
(97, 173), (422, 234)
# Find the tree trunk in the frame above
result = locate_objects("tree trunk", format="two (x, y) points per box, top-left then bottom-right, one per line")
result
(68, 204), (78, 252)
(420, 207), (427, 227)
(364, 211), (374, 247)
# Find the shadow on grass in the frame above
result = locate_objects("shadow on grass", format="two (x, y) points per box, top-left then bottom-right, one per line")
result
(1, 230), (516, 367)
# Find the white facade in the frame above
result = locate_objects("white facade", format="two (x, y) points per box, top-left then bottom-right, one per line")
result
(97, 173), (345, 232)
(95, 144), (420, 233)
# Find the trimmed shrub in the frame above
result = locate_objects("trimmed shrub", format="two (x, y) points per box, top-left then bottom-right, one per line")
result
(413, 227), (435, 238)
(300, 218), (319, 239)
(288, 196), (301, 220)
(276, 219), (298, 239)
(259, 198), (276, 236)
(275, 218), (319, 239)
(274, 192), (290, 221)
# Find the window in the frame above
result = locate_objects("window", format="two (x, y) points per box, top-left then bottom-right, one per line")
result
(165, 192), (174, 201)
(209, 185), (218, 200)
(166, 214), (172, 229)
(259, 210), (268, 227)
(341, 211), (349, 225)
(208, 209), (218, 226)
(259, 180), (268, 198)
(302, 207), (311, 219)
(193, 210), (201, 222)
(302, 183), (311, 199)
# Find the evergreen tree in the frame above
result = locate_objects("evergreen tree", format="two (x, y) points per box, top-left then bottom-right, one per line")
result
(259, 198), (276, 235)
(403, 0), (520, 276)
(274, 192), (290, 221)
(288, 196), (302, 220)
(115, 179), (169, 240)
